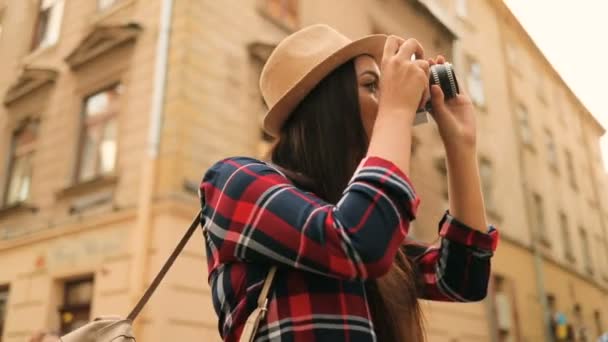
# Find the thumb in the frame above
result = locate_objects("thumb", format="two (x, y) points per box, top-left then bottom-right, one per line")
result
(429, 85), (453, 127)
(430, 84), (446, 112)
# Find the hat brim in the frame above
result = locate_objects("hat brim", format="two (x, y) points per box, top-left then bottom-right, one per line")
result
(263, 34), (387, 137)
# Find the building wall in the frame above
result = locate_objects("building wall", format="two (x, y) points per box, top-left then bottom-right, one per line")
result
(0, 0), (607, 341)
(0, 0), (161, 340)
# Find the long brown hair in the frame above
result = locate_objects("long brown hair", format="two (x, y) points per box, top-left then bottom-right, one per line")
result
(269, 59), (425, 341)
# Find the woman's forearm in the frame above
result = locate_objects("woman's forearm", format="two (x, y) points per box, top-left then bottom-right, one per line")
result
(366, 109), (413, 175)
(445, 144), (487, 232)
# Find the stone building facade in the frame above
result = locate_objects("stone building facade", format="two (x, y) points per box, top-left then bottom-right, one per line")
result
(0, 0), (606, 341)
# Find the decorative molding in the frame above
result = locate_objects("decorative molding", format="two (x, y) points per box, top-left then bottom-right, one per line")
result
(65, 22), (142, 69)
(0, 202), (39, 220)
(3, 68), (58, 106)
(56, 174), (118, 200)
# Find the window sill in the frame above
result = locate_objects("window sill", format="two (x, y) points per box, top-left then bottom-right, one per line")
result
(548, 164), (559, 176)
(0, 201), (39, 219)
(183, 179), (199, 196)
(565, 252), (576, 264)
(22, 42), (58, 65)
(538, 236), (552, 248)
(56, 174), (118, 200)
(522, 142), (536, 153)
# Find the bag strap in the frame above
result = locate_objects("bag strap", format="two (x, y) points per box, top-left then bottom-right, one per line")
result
(127, 210), (203, 321)
(257, 266), (277, 309)
(239, 266), (277, 342)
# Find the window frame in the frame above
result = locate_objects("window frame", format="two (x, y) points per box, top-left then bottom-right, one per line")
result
(0, 7), (5, 43)
(73, 83), (122, 184)
(516, 103), (533, 148)
(0, 284), (9, 342)
(559, 211), (575, 263)
(532, 192), (550, 246)
(564, 149), (577, 191)
(579, 228), (593, 275)
(466, 56), (486, 109)
(491, 275), (521, 341)
(31, 0), (64, 52)
(58, 276), (94, 335)
(434, 156), (449, 204)
(3, 120), (38, 207)
(544, 129), (558, 172)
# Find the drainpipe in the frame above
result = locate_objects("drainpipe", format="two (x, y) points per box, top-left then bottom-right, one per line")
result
(493, 2), (552, 341)
(129, 0), (174, 335)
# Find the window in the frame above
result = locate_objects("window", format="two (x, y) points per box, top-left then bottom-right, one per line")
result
(491, 275), (520, 342)
(565, 149), (577, 190)
(545, 130), (558, 170)
(516, 104), (532, 146)
(59, 277), (93, 335)
(466, 58), (485, 107)
(455, 0), (467, 18)
(559, 212), (574, 262)
(31, 0), (64, 51)
(0, 9), (5, 41)
(479, 158), (497, 214)
(259, 0), (299, 31)
(4, 120), (38, 207)
(594, 310), (603, 338)
(604, 238), (608, 279)
(434, 156), (448, 204)
(0, 285), (8, 341)
(76, 84), (122, 183)
(580, 228), (593, 274)
(98, 0), (118, 11)
(506, 43), (518, 66)
(532, 193), (548, 244)
(536, 72), (546, 103)
(411, 134), (420, 157)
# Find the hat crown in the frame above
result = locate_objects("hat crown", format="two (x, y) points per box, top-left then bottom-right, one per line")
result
(260, 24), (351, 109)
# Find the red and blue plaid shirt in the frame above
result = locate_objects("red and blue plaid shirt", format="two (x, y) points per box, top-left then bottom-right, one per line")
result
(199, 156), (499, 341)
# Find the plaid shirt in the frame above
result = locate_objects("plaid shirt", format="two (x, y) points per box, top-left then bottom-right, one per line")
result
(199, 156), (499, 341)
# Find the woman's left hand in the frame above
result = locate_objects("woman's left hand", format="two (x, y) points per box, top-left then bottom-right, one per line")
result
(427, 55), (477, 152)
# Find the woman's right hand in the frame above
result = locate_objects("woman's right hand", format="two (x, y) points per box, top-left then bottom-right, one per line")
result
(378, 36), (430, 122)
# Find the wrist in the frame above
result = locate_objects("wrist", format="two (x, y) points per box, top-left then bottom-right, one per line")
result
(445, 141), (477, 162)
(378, 102), (418, 121)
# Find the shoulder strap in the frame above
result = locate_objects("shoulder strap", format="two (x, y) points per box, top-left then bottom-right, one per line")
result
(239, 266), (277, 342)
(127, 210), (203, 321)
(257, 266), (277, 308)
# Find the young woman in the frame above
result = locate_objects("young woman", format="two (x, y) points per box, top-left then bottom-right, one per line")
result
(199, 24), (499, 341)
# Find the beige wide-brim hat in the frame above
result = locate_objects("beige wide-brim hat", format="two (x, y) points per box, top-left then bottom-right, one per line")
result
(260, 24), (387, 137)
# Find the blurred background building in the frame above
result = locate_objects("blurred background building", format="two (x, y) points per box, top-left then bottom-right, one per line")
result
(0, 0), (606, 341)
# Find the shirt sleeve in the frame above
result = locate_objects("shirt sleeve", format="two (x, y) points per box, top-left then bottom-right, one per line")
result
(199, 156), (421, 280)
(404, 210), (499, 302)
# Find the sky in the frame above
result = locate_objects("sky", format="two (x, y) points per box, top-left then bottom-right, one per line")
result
(503, 0), (608, 171)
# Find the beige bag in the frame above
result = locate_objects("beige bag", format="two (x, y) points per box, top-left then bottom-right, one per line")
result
(55, 211), (277, 342)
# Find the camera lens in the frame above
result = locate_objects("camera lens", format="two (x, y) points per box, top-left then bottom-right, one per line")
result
(419, 63), (460, 114)
(430, 63), (459, 99)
